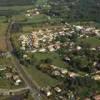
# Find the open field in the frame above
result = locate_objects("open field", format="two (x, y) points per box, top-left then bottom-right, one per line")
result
(34, 52), (67, 68)
(0, 0), (34, 6)
(0, 79), (23, 89)
(0, 5), (34, 17)
(0, 5), (34, 11)
(25, 66), (59, 87)
(0, 23), (8, 51)
(0, 93), (33, 100)
(78, 37), (100, 47)
(25, 53), (67, 87)
(82, 37), (100, 47)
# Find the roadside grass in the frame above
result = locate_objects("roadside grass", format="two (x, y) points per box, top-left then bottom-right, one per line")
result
(0, 94), (34, 100)
(0, 23), (8, 36)
(0, 79), (13, 89)
(0, 37), (7, 51)
(0, 57), (12, 66)
(25, 66), (59, 87)
(0, 23), (8, 51)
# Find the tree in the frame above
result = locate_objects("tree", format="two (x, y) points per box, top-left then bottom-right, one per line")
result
(44, 58), (53, 64)
(10, 22), (22, 33)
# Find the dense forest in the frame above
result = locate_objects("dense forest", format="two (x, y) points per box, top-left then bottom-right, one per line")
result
(0, 0), (100, 22)
(46, 0), (100, 22)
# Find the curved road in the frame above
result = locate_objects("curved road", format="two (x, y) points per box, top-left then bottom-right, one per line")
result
(5, 20), (47, 100)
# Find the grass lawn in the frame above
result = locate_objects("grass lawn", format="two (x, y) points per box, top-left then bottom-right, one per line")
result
(83, 37), (100, 47)
(0, 79), (13, 89)
(78, 37), (100, 47)
(0, 79), (10, 89)
(34, 52), (67, 68)
(0, 53), (16, 69)
(25, 66), (59, 87)
(0, 77), (24, 89)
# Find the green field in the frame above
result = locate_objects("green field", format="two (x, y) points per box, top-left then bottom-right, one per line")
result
(22, 49), (64, 87)
(0, 22), (8, 51)
(78, 37), (100, 47)
(34, 52), (67, 68)
(83, 37), (100, 47)
(26, 66), (59, 87)
(25, 52), (67, 87)
(0, 79), (19, 89)
(0, 5), (33, 11)
(0, 0), (34, 6)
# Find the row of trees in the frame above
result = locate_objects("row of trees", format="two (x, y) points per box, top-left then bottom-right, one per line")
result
(42, 0), (100, 22)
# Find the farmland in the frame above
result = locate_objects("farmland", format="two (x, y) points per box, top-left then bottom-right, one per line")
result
(0, 22), (8, 51)
(0, 0), (34, 6)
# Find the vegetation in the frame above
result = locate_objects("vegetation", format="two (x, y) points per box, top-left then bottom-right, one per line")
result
(44, 0), (100, 22)
(0, 22), (8, 51)
(0, 0), (35, 6)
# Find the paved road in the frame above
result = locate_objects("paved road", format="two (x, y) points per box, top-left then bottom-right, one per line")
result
(5, 20), (47, 100)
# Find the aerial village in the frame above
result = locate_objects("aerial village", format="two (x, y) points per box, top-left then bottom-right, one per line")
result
(0, 53), (23, 84)
(17, 12), (100, 99)
(1, 0), (100, 99)
(19, 23), (100, 53)
(0, 2), (100, 99)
